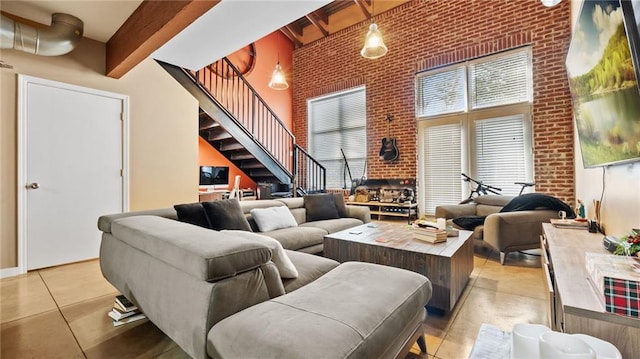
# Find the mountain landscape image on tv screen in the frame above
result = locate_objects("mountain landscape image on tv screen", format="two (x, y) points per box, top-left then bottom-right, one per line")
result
(566, 0), (640, 167)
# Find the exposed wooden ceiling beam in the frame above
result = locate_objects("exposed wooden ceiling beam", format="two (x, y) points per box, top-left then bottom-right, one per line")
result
(106, 0), (220, 79)
(280, 27), (303, 48)
(312, 9), (328, 25)
(305, 14), (329, 37)
(286, 22), (303, 37)
(353, 0), (371, 19)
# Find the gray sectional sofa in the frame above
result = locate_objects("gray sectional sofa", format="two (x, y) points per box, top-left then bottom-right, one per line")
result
(98, 197), (432, 359)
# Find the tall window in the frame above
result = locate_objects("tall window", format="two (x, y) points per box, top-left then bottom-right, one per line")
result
(308, 87), (367, 189)
(417, 47), (533, 215)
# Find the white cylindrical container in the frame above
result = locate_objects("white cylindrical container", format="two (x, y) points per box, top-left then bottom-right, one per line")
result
(539, 331), (596, 359)
(512, 323), (551, 359)
(572, 334), (622, 359)
(436, 218), (446, 229)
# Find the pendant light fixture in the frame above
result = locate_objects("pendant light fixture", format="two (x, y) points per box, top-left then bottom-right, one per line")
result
(541, 0), (562, 7)
(268, 34), (289, 90)
(361, 0), (387, 59)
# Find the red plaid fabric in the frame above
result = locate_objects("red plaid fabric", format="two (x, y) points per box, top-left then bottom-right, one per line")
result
(604, 277), (640, 317)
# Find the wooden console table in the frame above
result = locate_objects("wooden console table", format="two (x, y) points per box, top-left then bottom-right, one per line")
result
(347, 201), (418, 223)
(542, 223), (640, 357)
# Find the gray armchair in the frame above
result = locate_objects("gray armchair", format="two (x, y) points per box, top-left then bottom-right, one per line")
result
(435, 195), (557, 264)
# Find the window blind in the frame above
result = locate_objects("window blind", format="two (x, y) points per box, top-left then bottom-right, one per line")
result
(469, 50), (532, 109)
(416, 47), (533, 213)
(473, 114), (530, 196)
(421, 122), (462, 214)
(308, 88), (366, 189)
(416, 66), (466, 117)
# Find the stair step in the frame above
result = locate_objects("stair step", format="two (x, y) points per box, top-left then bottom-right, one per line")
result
(249, 169), (274, 177)
(207, 129), (232, 141)
(219, 141), (245, 152)
(230, 152), (255, 160)
(241, 161), (265, 169)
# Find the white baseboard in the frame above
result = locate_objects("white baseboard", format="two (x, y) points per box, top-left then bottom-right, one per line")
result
(1, 266), (24, 279)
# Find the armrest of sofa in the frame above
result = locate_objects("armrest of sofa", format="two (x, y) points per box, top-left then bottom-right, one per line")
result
(435, 203), (477, 219)
(346, 205), (371, 223)
(483, 210), (557, 252)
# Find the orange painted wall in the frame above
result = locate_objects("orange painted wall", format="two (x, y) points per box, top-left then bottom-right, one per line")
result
(199, 137), (256, 190)
(243, 31), (293, 130)
(197, 31), (293, 188)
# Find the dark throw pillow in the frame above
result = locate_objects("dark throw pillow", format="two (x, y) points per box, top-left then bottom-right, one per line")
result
(452, 216), (487, 231)
(500, 193), (576, 217)
(174, 202), (212, 229)
(332, 193), (348, 218)
(202, 199), (252, 231)
(304, 194), (340, 222)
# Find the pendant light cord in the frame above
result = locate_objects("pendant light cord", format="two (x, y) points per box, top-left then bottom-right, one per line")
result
(371, 0), (374, 23)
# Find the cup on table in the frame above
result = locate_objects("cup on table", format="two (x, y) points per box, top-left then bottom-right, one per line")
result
(511, 323), (551, 359)
(558, 210), (567, 220)
(572, 334), (622, 359)
(538, 331), (596, 359)
(436, 218), (446, 230)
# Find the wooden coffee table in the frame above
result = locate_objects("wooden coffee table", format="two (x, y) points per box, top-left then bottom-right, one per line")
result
(323, 222), (473, 313)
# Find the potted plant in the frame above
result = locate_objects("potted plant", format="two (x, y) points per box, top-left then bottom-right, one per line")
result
(614, 229), (640, 256)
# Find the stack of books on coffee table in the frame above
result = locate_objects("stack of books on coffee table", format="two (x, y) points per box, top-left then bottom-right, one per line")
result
(412, 225), (447, 244)
(108, 294), (147, 327)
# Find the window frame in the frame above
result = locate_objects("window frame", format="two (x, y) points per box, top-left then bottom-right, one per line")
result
(306, 86), (367, 189)
(416, 47), (534, 216)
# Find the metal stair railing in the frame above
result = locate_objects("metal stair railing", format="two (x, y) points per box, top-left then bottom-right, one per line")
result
(294, 144), (326, 194)
(187, 57), (326, 194)
(190, 58), (293, 173)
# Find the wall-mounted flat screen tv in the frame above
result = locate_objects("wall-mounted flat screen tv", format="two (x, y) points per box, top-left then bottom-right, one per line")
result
(566, 0), (640, 168)
(199, 166), (230, 186)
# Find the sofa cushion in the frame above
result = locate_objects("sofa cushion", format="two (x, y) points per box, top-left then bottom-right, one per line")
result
(239, 199), (286, 213)
(282, 250), (339, 292)
(288, 208), (306, 225)
(202, 199), (252, 231)
(476, 204), (504, 217)
(110, 216), (272, 281)
(174, 202), (211, 229)
(304, 194), (339, 222)
(276, 197), (304, 209)
(98, 208), (177, 234)
(222, 230), (298, 279)
(300, 218), (364, 234)
(333, 193), (348, 218)
(250, 206), (298, 232)
(262, 226), (328, 251)
(474, 195), (513, 207)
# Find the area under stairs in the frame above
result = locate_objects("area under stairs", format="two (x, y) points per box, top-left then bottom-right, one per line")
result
(199, 109), (281, 184)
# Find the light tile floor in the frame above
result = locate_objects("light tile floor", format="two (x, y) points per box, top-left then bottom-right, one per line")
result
(1, 243), (547, 359)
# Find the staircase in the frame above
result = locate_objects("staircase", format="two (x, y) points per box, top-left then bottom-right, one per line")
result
(158, 58), (325, 194)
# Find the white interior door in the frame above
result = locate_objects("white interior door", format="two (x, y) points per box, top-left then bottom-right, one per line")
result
(19, 75), (128, 270)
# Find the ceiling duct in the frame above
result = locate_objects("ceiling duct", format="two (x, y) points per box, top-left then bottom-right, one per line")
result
(0, 13), (83, 56)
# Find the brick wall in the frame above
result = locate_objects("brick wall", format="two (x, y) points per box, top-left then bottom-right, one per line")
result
(293, 0), (574, 203)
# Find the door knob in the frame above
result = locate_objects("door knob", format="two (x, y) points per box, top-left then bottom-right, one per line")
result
(27, 182), (40, 189)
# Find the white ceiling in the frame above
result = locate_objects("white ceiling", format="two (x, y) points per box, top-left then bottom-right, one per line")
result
(153, 0), (331, 70)
(1, 0), (331, 71)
